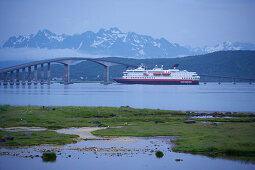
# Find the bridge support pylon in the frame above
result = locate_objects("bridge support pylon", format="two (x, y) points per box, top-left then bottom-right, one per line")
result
(103, 65), (110, 85)
(10, 71), (14, 85)
(47, 63), (51, 85)
(233, 78), (236, 84)
(3, 72), (7, 85)
(64, 64), (70, 85)
(41, 64), (44, 84)
(22, 68), (26, 85)
(28, 66), (31, 85)
(34, 65), (37, 85)
(16, 69), (20, 85)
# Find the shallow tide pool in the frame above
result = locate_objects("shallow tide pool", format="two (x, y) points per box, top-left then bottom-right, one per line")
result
(1, 127), (255, 170)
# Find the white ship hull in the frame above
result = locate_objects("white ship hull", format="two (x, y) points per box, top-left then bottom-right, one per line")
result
(114, 64), (200, 85)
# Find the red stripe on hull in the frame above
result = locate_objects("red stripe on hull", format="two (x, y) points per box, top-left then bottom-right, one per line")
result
(114, 79), (199, 82)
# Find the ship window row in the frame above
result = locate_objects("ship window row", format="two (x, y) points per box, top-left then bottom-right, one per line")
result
(180, 77), (197, 79)
(126, 77), (156, 79)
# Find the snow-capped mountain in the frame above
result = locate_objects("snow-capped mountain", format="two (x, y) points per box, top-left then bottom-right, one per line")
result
(187, 41), (255, 54)
(3, 28), (255, 58)
(202, 41), (255, 53)
(2, 28), (192, 58)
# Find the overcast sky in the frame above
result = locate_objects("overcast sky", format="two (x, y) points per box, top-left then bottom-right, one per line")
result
(0, 0), (255, 47)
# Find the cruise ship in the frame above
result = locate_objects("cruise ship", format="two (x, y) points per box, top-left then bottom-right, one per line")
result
(113, 64), (200, 85)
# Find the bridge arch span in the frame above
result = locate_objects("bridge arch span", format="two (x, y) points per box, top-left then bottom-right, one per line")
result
(0, 57), (136, 85)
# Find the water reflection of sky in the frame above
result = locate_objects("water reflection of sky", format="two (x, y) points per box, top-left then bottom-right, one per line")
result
(0, 83), (254, 112)
(1, 135), (255, 170)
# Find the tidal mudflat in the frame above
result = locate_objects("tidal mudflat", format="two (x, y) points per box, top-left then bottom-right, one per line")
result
(1, 127), (255, 170)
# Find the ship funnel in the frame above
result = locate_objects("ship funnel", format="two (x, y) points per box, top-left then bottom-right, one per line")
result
(172, 64), (179, 69)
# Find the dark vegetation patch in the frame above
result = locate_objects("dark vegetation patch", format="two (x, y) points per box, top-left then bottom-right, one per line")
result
(42, 152), (57, 162)
(0, 130), (78, 146)
(155, 150), (164, 158)
(0, 105), (10, 111)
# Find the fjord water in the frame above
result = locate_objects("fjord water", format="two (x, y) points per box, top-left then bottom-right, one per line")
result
(0, 82), (255, 112)
(1, 83), (255, 170)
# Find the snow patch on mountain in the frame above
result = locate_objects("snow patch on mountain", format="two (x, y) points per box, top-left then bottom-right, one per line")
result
(78, 42), (83, 50)
(139, 49), (145, 55)
(203, 41), (255, 53)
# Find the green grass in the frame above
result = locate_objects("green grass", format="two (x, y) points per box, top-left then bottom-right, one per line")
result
(0, 130), (78, 146)
(195, 117), (255, 122)
(0, 105), (255, 156)
(92, 121), (255, 156)
(42, 152), (57, 162)
(155, 151), (164, 158)
(0, 105), (186, 129)
(0, 105), (11, 111)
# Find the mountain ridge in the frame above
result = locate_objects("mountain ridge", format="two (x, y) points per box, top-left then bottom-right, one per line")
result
(1, 50), (254, 82)
(3, 28), (255, 58)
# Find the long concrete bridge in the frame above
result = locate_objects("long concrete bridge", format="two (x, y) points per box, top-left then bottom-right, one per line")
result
(0, 57), (137, 85)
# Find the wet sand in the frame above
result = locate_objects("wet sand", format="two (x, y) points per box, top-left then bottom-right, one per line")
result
(0, 126), (177, 158)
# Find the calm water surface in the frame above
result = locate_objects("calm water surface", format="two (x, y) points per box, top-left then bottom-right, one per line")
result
(0, 82), (255, 112)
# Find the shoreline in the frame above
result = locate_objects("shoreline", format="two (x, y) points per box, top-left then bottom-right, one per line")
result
(0, 104), (254, 114)
(1, 126), (255, 159)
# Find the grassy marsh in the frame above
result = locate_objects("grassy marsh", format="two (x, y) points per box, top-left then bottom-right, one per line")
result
(0, 105), (255, 156)
(0, 130), (78, 146)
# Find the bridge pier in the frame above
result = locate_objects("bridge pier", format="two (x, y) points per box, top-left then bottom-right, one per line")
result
(64, 64), (70, 84)
(10, 71), (14, 85)
(16, 69), (20, 85)
(92, 60), (118, 85)
(41, 64), (44, 84)
(28, 66), (31, 85)
(233, 79), (236, 84)
(34, 65), (37, 85)
(3, 72), (7, 85)
(22, 68), (26, 85)
(47, 63), (50, 85)
(104, 65), (110, 84)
